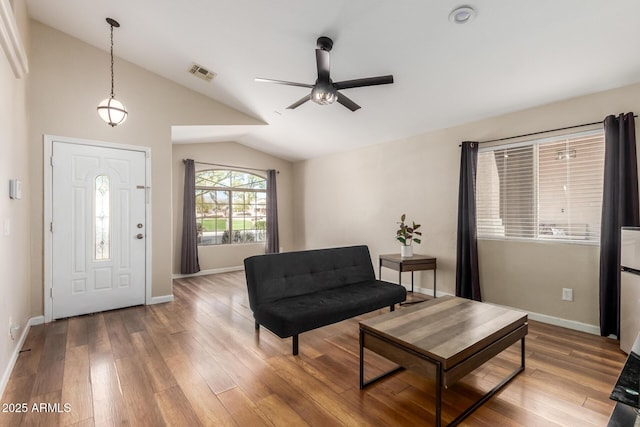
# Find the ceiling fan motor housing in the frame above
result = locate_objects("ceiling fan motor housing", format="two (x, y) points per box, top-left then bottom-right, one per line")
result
(316, 36), (333, 51)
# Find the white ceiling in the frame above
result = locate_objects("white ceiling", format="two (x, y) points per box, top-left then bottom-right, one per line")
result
(26, 0), (640, 161)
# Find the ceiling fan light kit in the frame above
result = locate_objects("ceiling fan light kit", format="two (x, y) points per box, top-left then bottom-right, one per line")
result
(97, 17), (128, 127)
(311, 81), (337, 105)
(256, 36), (394, 112)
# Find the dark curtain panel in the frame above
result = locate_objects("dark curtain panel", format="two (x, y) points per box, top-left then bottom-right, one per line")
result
(456, 141), (482, 301)
(265, 169), (280, 254)
(180, 159), (200, 274)
(599, 113), (639, 337)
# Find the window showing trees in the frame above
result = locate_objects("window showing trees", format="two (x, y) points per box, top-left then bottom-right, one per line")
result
(195, 170), (267, 245)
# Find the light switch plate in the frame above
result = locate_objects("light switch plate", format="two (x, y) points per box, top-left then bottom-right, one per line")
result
(9, 179), (21, 200)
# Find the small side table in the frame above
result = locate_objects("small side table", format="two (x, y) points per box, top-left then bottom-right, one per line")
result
(379, 253), (437, 298)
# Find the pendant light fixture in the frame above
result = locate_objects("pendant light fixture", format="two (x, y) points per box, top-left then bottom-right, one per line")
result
(97, 18), (128, 126)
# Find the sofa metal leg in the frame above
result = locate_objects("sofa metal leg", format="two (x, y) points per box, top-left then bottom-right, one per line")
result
(293, 335), (299, 355)
(390, 304), (395, 312)
(255, 321), (260, 330)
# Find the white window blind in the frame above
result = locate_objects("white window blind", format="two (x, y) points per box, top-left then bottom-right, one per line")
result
(476, 130), (605, 243)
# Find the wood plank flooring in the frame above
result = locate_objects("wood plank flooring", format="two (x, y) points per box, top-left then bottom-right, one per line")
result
(0, 271), (628, 426)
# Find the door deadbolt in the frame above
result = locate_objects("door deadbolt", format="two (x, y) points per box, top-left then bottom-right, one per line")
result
(137, 223), (143, 228)
(136, 233), (144, 239)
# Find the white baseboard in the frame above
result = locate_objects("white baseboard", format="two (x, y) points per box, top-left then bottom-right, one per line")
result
(525, 312), (600, 335)
(408, 284), (600, 336)
(0, 315), (45, 398)
(149, 295), (174, 305)
(402, 284), (447, 298)
(172, 265), (244, 279)
(29, 316), (44, 326)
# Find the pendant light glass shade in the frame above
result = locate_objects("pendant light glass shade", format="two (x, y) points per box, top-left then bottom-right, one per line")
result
(98, 18), (127, 127)
(97, 96), (128, 126)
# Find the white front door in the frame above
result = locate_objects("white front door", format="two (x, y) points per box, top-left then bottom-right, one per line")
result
(51, 141), (147, 319)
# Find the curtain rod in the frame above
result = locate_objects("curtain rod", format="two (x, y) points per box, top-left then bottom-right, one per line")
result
(183, 159), (279, 174)
(459, 114), (638, 146)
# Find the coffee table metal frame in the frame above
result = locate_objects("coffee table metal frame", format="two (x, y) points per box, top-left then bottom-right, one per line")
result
(359, 318), (526, 427)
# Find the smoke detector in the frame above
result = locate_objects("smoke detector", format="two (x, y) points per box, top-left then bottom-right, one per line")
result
(188, 63), (216, 82)
(449, 6), (476, 24)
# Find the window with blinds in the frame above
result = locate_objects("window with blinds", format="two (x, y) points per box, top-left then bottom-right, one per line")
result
(476, 129), (605, 243)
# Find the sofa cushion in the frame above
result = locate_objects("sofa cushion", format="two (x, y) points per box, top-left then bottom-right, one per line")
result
(244, 245), (377, 311)
(254, 279), (406, 338)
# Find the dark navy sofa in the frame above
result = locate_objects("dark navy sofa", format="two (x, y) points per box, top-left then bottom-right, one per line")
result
(244, 245), (407, 355)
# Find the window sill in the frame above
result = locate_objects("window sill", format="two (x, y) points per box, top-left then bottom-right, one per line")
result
(478, 237), (599, 247)
(197, 242), (266, 248)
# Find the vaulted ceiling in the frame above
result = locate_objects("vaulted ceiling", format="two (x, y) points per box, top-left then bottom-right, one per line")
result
(26, 0), (640, 160)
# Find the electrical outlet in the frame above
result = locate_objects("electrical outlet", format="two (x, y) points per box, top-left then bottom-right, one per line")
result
(562, 288), (573, 301)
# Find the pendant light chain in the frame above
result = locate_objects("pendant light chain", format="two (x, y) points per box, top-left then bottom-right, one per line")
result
(110, 23), (115, 98)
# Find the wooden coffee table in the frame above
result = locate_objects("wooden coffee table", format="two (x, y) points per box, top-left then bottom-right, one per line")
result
(359, 295), (528, 427)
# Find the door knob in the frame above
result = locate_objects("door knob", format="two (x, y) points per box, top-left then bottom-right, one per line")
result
(136, 233), (144, 239)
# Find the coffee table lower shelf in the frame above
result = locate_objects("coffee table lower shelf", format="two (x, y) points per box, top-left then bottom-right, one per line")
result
(359, 323), (527, 427)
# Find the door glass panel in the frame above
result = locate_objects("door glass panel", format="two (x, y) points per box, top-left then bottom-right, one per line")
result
(95, 175), (110, 260)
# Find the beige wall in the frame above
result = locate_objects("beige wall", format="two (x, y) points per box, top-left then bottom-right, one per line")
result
(478, 239), (600, 324)
(27, 21), (263, 315)
(293, 82), (640, 328)
(172, 142), (293, 273)
(0, 0), (30, 386)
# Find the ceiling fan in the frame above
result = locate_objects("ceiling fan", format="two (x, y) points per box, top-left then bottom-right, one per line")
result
(255, 36), (394, 112)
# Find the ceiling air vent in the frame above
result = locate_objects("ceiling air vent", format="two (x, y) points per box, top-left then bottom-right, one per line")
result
(188, 63), (216, 82)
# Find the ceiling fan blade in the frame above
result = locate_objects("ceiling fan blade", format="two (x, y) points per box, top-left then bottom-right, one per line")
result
(255, 78), (313, 89)
(316, 49), (330, 81)
(286, 94), (312, 110)
(336, 92), (361, 112)
(334, 75), (394, 90)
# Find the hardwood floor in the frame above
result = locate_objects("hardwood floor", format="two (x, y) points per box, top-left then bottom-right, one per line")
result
(0, 271), (627, 426)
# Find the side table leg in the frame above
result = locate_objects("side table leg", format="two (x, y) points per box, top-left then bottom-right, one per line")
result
(434, 269), (437, 298)
(411, 271), (414, 293)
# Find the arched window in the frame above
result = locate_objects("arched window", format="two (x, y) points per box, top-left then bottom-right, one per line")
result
(194, 170), (267, 245)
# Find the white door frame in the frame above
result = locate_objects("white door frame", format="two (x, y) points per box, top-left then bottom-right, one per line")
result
(43, 135), (152, 322)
